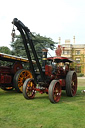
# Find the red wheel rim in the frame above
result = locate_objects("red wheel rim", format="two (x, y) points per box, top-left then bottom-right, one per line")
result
(53, 82), (61, 102)
(71, 73), (77, 96)
(26, 80), (35, 99)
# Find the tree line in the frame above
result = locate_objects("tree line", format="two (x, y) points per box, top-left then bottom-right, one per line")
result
(0, 33), (57, 66)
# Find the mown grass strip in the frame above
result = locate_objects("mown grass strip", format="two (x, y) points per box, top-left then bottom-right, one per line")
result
(0, 78), (85, 128)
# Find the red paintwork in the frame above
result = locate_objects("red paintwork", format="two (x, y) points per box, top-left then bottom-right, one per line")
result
(0, 74), (11, 84)
(47, 56), (72, 61)
(45, 65), (52, 76)
(35, 88), (48, 94)
(59, 79), (66, 87)
(0, 62), (23, 87)
(12, 61), (23, 73)
(0, 66), (11, 74)
(0, 66), (12, 85)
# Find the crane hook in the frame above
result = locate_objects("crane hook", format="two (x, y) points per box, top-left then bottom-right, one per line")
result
(11, 23), (15, 42)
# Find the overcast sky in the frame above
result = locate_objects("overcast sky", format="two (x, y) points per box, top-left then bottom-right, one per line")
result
(0, 0), (85, 51)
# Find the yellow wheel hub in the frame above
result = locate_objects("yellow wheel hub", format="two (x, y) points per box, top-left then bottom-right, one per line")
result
(18, 70), (32, 92)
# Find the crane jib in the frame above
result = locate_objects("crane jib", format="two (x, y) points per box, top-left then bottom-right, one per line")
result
(12, 18), (46, 83)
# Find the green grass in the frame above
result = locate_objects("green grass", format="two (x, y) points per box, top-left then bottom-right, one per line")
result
(0, 78), (85, 128)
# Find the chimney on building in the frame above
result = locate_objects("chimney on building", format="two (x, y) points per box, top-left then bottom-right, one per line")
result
(73, 36), (75, 44)
(59, 37), (61, 44)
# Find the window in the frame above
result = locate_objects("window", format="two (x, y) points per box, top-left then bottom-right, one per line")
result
(75, 66), (81, 73)
(76, 50), (80, 55)
(76, 58), (80, 63)
(63, 50), (70, 55)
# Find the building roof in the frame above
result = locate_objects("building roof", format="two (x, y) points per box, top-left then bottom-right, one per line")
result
(62, 44), (85, 49)
(72, 44), (85, 48)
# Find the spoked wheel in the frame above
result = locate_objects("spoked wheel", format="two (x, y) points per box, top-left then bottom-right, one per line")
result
(23, 78), (36, 99)
(66, 71), (77, 97)
(48, 80), (61, 103)
(13, 69), (32, 93)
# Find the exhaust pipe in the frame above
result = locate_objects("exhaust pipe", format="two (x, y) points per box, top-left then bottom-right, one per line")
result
(42, 49), (48, 71)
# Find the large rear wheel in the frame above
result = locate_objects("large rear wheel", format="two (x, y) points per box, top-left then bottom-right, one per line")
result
(13, 69), (32, 92)
(66, 71), (77, 97)
(48, 80), (61, 103)
(23, 78), (36, 99)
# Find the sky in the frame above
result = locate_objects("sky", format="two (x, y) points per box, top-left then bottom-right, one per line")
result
(0, 0), (85, 56)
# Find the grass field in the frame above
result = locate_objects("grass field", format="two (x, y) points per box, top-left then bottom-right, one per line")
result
(0, 78), (85, 128)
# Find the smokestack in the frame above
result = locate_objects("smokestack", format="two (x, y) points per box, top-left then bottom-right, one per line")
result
(73, 36), (75, 44)
(42, 49), (48, 71)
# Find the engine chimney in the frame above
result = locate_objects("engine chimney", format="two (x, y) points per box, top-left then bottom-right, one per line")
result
(42, 49), (48, 71)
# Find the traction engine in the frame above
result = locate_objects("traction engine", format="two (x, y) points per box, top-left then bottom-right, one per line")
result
(0, 53), (33, 92)
(12, 18), (77, 103)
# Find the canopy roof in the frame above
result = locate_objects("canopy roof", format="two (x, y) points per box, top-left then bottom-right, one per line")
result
(47, 56), (73, 63)
(0, 53), (35, 63)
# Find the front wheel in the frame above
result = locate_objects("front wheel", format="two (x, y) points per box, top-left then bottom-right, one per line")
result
(23, 78), (36, 99)
(48, 80), (61, 103)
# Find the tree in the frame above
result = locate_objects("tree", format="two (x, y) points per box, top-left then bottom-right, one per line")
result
(0, 46), (11, 54)
(0, 46), (11, 66)
(11, 35), (26, 57)
(10, 33), (57, 60)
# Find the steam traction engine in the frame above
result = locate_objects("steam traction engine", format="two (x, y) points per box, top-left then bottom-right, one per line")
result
(0, 53), (32, 92)
(12, 18), (77, 103)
